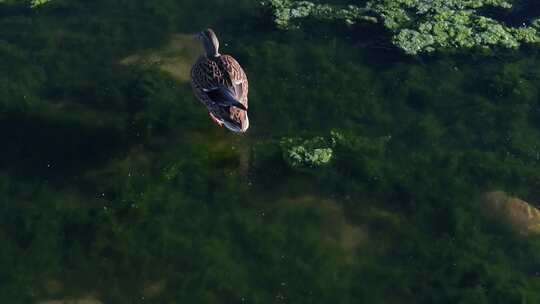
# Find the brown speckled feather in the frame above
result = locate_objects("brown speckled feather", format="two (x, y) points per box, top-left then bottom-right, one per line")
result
(190, 54), (248, 128)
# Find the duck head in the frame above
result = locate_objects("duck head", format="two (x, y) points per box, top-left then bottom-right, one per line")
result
(197, 28), (220, 57)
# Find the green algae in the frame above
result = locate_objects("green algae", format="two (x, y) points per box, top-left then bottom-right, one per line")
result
(280, 135), (333, 170)
(262, 0), (377, 29)
(3, 0), (540, 303)
(390, 4), (540, 54)
(280, 131), (393, 172)
(30, 0), (52, 7)
(0, 0), (53, 7)
(263, 0), (540, 54)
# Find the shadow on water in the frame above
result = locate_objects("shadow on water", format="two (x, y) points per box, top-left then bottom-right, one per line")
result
(506, 0), (540, 25)
(477, 0), (540, 26)
(0, 2), (31, 17)
(0, 111), (127, 181)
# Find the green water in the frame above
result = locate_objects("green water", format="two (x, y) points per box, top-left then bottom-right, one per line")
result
(2, 0), (540, 303)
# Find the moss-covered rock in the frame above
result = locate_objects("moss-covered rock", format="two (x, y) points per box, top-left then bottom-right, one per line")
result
(263, 0), (540, 54)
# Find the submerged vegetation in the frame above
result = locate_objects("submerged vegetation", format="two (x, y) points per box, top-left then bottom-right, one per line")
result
(0, 0), (52, 7)
(280, 135), (334, 170)
(2, 0), (540, 303)
(264, 0), (540, 54)
(261, 0), (377, 29)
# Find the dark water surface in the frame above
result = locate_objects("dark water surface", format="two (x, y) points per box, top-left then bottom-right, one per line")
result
(2, 0), (540, 303)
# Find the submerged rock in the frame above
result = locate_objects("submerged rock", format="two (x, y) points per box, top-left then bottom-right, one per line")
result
(483, 191), (540, 234)
(37, 297), (102, 304)
(142, 280), (166, 298)
(263, 0), (540, 54)
(120, 34), (202, 83)
(44, 279), (63, 294)
(283, 196), (366, 259)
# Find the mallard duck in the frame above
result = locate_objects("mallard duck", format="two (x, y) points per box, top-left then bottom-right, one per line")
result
(191, 28), (249, 133)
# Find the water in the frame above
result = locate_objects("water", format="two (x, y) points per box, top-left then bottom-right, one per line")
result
(1, 0), (540, 303)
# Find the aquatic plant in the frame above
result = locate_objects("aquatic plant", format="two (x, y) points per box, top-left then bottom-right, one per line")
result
(280, 131), (393, 172)
(262, 0), (377, 29)
(280, 135), (334, 170)
(389, 3), (540, 54)
(263, 0), (540, 54)
(3, 0), (540, 302)
(0, 0), (53, 7)
(30, 0), (52, 7)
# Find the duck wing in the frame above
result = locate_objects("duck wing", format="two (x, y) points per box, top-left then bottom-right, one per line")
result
(191, 56), (224, 106)
(219, 55), (249, 108)
(217, 55), (249, 132)
(206, 87), (247, 110)
(191, 55), (248, 110)
(190, 54), (249, 132)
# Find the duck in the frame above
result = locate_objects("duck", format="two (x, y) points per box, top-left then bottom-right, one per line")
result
(190, 28), (249, 133)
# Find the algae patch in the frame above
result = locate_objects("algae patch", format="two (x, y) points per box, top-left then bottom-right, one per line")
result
(262, 0), (376, 29)
(31, 0), (52, 7)
(263, 0), (540, 54)
(280, 135), (334, 170)
(280, 131), (391, 172)
(0, 0), (53, 7)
